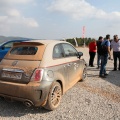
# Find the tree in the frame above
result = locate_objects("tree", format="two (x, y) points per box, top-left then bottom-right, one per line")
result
(66, 37), (93, 47)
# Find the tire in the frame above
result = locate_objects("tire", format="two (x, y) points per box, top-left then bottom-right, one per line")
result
(81, 67), (87, 81)
(44, 82), (62, 111)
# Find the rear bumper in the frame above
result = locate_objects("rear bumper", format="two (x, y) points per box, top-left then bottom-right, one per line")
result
(0, 80), (52, 107)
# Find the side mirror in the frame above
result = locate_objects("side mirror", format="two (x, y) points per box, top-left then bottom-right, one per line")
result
(77, 52), (83, 59)
(1, 46), (5, 50)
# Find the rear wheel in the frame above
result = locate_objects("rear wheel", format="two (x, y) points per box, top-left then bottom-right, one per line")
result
(44, 82), (62, 110)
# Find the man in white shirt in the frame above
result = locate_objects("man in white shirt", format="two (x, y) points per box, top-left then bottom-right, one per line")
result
(111, 35), (120, 71)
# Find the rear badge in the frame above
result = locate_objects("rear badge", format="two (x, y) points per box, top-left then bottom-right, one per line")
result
(12, 61), (18, 66)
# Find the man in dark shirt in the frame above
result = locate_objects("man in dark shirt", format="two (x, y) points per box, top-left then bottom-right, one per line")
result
(96, 36), (103, 69)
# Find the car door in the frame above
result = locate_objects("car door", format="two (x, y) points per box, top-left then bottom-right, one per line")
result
(61, 43), (81, 88)
(52, 44), (69, 91)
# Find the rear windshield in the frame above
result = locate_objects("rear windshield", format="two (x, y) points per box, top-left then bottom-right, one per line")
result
(10, 46), (38, 55)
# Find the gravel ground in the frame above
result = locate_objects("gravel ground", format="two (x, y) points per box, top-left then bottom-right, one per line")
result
(0, 47), (120, 120)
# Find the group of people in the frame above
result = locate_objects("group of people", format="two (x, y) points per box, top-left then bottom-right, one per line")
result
(88, 34), (120, 78)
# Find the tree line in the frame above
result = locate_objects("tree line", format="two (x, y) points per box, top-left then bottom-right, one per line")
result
(66, 37), (94, 47)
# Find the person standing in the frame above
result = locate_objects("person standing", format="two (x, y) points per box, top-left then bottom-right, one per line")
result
(96, 36), (103, 69)
(99, 34), (111, 78)
(88, 39), (97, 67)
(111, 35), (120, 71)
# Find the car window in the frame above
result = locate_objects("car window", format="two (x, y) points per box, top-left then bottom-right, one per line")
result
(3, 42), (14, 48)
(62, 43), (78, 57)
(10, 46), (38, 55)
(53, 44), (64, 58)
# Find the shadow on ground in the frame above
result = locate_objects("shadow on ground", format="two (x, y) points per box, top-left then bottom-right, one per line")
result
(87, 65), (120, 87)
(104, 70), (120, 87)
(0, 98), (51, 117)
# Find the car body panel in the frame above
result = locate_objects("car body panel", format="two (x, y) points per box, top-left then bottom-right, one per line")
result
(0, 80), (52, 106)
(0, 58), (41, 84)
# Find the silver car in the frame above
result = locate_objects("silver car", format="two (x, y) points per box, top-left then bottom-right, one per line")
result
(0, 40), (87, 110)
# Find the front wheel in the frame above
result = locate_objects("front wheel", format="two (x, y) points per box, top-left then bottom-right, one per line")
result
(44, 82), (62, 110)
(81, 67), (87, 81)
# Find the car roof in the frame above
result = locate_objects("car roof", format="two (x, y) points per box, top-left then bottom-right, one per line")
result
(13, 40), (68, 46)
(4, 40), (70, 61)
(26, 40), (67, 45)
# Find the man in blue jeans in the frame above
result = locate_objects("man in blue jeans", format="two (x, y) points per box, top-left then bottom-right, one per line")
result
(99, 34), (111, 78)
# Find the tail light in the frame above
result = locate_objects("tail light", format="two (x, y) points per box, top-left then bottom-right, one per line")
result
(31, 69), (43, 82)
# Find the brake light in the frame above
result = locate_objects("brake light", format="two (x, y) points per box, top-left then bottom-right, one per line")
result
(35, 70), (41, 81)
(31, 69), (43, 81)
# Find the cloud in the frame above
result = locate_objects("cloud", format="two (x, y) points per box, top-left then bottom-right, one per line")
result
(47, 0), (120, 21)
(0, 0), (38, 33)
(0, 0), (34, 5)
(7, 9), (21, 17)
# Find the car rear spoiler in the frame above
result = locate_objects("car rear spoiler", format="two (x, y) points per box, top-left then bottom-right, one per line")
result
(13, 42), (44, 46)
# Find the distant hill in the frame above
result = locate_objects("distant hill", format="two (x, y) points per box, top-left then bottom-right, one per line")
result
(0, 36), (32, 44)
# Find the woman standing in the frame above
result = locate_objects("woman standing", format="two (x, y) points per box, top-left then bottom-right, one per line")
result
(89, 39), (97, 67)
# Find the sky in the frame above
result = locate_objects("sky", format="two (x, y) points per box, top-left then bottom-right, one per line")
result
(0, 0), (120, 40)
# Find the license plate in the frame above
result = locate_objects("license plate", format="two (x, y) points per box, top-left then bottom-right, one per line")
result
(2, 72), (22, 79)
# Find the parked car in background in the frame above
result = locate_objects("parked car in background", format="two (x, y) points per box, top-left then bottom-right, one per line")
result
(0, 40), (87, 110)
(0, 39), (31, 62)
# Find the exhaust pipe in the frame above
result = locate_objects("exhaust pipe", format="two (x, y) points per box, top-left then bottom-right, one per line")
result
(24, 101), (33, 107)
(0, 96), (4, 100)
